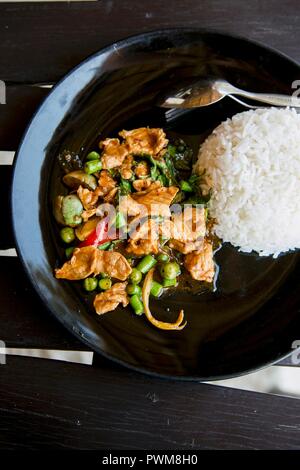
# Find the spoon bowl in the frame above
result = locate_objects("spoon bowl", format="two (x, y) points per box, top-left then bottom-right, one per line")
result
(160, 78), (300, 109)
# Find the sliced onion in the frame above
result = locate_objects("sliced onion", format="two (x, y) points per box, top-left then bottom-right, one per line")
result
(142, 268), (186, 330)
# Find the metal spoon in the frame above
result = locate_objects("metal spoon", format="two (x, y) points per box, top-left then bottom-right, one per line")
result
(160, 78), (300, 109)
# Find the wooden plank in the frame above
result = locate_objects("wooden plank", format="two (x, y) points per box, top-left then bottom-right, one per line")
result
(0, 86), (49, 150)
(0, 256), (89, 350)
(0, 0), (299, 85)
(0, 250), (297, 365)
(3, 1), (96, 2)
(0, 0), (299, 151)
(1, 355), (300, 449)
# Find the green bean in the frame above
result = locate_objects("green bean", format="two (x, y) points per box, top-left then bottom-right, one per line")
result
(108, 169), (118, 178)
(60, 227), (75, 244)
(126, 284), (142, 296)
(114, 211), (126, 229)
(162, 278), (177, 287)
(98, 278), (112, 290)
(65, 246), (75, 259)
(180, 180), (193, 192)
(136, 255), (157, 274)
(167, 144), (177, 157)
(188, 174), (199, 185)
(157, 174), (168, 186)
(129, 294), (144, 316)
(129, 268), (142, 284)
(150, 165), (159, 180)
(84, 159), (102, 175)
(157, 253), (170, 263)
(160, 261), (181, 280)
(99, 272), (109, 279)
(97, 241), (111, 250)
(150, 281), (163, 298)
(86, 151), (100, 161)
(83, 277), (98, 292)
(120, 178), (132, 195)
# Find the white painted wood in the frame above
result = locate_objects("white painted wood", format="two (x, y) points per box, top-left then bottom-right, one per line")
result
(0, 249), (17, 257)
(0, 348), (93, 365)
(0, 151), (14, 165)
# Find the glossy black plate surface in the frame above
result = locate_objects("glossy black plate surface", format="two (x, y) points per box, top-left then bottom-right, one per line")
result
(12, 29), (300, 379)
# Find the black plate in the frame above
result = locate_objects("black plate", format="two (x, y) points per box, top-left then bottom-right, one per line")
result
(12, 29), (300, 380)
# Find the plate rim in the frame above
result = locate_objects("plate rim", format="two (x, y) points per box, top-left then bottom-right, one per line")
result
(11, 27), (298, 381)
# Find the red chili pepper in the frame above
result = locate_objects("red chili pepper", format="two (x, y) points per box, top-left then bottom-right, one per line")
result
(78, 218), (117, 248)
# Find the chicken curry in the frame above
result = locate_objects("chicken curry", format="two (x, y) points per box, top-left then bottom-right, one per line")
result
(54, 127), (215, 330)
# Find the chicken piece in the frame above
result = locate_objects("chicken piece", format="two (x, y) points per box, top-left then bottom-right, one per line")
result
(161, 207), (206, 253)
(126, 238), (159, 256)
(119, 128), (168, 157)
(184, 240), (215, 282)
(100, 138), (128, 169)
(132, 180), (161, 194)
(157, 148), (167, 159)
(95, 250), (132, 280)
(119, 184), (175, 219)
(134, 161), (150, 178)
(77, 170), (117, 209)
(168, 239), (204, 254)
(132, 178), (152, 192)
(156, 217), (172, 242)
(132, 184), (178, 207)
(55, 246), (99, 280)
(82, 208), (97, 222)
(126, 218), (159, 256)
(77, 186), (101, 210)
(103, 187), (118, 203)
(171, 207), (206, 242)
(78, 171), (116, 210)
(119, 195), (146, 217)
(129, 218), (157, 240)
(120, 155), (134, 180)
(55, 246), (132, 281)
(98, 170), (117, 195)
(94, 282), (129, 315)
(131, 185), (177, 218)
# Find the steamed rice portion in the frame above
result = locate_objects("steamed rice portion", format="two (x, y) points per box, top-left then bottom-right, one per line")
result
(194, 108), (300, 257)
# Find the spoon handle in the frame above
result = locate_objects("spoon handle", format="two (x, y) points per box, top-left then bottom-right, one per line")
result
(233, 89), (300, 108)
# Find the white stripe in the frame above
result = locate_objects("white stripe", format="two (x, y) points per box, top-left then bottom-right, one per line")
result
(0, 348), (93, 365)
(0, 151), (14, 165)
(0, 249), (17, 257)
(206, 365), (300, 398)
(34, 84), (53, 89)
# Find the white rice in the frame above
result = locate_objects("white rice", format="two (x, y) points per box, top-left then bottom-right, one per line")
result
(194, 107), (300, 257)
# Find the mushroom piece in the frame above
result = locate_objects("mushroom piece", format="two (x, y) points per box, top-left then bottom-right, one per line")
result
(63, 170), (97, 191)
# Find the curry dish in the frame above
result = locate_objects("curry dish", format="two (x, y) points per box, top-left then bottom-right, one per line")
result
(54, 127), (215, 330)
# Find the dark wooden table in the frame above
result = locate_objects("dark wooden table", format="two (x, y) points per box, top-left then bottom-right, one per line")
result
(1, 0), (300, 450)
